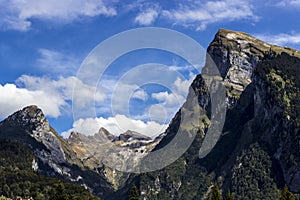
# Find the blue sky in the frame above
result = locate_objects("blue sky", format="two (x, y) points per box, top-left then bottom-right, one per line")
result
(0, 0), (299, 137)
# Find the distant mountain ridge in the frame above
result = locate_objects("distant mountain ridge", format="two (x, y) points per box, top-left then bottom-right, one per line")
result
(0, 105), (160, 198)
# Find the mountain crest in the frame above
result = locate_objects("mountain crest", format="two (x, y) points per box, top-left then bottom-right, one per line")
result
(208, 28), (300, 107)
(115, 130), (152, 142)
(5, 105), (49, 131)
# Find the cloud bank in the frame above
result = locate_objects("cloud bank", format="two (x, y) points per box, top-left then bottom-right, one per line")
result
(0, 0), (116, 31)
(61, 114), (168, 138)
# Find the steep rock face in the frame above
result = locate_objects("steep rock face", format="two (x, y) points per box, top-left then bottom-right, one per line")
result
(253, 53), (300, 192)
(68, 128), (160, 190)
(136, 29), (300, 200)
(0, 106), (67, 172)
(208, 29), (300, 107)
(0, 106), (114, 198)
(208, 31), (300, 195)
(0, 105), (163, 199)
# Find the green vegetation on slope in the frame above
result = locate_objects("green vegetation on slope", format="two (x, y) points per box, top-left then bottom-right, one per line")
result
(281, 185), (295, 200)
(210, 183), (222, 200)
(129, 185), (140, 200)
(0, 139), (100, 200)
(231, 143), (279, 200)
(255, 52), (300, 126)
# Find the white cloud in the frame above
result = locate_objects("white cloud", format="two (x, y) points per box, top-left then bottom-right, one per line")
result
(277, 0), (300, 7)
(169, 65), (195, 72)
(151, 74), (195, 107)
(62, 114), (168, 138)
(64, 65), (195, 135)
(135, 8), (159, 25)
(131, 1), (160, 25)
(132, 89), (148, 101)
(0, 75), (106, 118)
(162, 0), (257, 31)
(0, 83), (65, 118)
(152, 91), (185, 107)
(147, 104), (167, 123)
(0, 0), (117, 31)
(174, 76), (194, 96)
(18, 75), (106, 110)
(146, 73), (195, 124)
(37, 49), (80, 76)
(255, 32), (300, 46)
(110, 83), (141, 115)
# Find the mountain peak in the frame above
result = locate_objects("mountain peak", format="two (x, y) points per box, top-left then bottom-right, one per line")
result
(208, 29), (300, 108)
(0, 105), (67, 166)
(213, 29), (300, 58)
(8, 105), (43, 118)
(4, 105), (49, 131)
(117, 130), (152, 142)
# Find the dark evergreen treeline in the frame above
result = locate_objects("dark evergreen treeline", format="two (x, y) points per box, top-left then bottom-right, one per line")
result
(0, 139), (100, 200)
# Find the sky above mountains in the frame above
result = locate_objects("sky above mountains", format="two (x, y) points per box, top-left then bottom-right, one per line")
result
(0, 0), (299, 137)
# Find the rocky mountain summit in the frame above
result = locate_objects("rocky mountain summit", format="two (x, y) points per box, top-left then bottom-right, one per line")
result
(0, 29), (299, 200)
(0, 105), (160, 198)
(0, 106), (70, 170)
(137, 29), (300, 200)
(208, 29), (300, 107)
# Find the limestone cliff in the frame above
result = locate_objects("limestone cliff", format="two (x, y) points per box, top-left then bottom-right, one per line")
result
(137, 29), (300, 200)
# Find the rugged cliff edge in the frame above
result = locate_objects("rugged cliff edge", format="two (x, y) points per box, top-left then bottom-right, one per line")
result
(0, 106), (115, 198)
(137, 29), (300, 200)
(0, 105), (161, 199)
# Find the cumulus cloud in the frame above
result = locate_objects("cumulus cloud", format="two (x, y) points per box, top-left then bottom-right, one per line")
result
(61, 114), (168, 138)
(162, 0), (257, 30)
(132, 0), (256, 29)
(151, 74), (195, 107)
(63, 65), (195, 136)
(0, 0), (117, 31)
(0, 83), (65, 118)
(147, 104), (168, 123)
(174, 76), (194, 96)
(0, 75), (106, 118)
(19, 75), (106, 111)
(135, 8), (159, 25)
(148, 74), (195, 124)
(255, 32), (300, 46)
(132, 89), (148, 101)
(0, 0), (259, 31)
(152, 91), (185, 107)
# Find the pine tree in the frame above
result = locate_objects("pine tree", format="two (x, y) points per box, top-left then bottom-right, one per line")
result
(52, 181), (68, 200)
(280, 185), (294, 200)
(224, 190), (234, 200)
(130, 184), (140, 200)
(210, 183), (222, 200)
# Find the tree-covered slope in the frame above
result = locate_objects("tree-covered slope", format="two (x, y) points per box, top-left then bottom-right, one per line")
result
(0, 139), (100, 199)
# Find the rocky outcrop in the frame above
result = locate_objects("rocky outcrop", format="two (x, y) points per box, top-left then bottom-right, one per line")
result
(0, 106), (67, 171)
(0, 106), (114, 197)
(208, 29), (300, 107)
(0, 105), (163, 198)
(209, 30), (300, 193)
(137, 29), (300, 200)
(68, 127), (160, 187)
